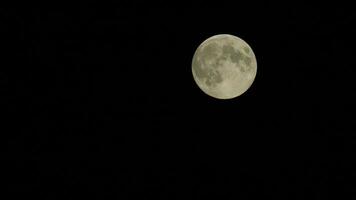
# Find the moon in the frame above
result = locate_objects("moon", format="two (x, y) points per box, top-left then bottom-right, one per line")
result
(192, 34), (257, 99)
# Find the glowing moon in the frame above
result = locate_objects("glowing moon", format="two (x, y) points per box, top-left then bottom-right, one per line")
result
(192, 34), (257, 99)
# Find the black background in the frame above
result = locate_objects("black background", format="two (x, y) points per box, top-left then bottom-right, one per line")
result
(2, 1), (356, 199)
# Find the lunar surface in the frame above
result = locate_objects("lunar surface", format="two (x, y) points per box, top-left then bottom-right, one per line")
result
(192, 34), (257, 99)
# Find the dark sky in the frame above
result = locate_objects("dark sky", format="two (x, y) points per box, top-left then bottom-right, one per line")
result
(3, 2), (356, 199)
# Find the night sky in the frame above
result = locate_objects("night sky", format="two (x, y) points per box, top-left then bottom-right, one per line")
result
(3, 2), (356, 199)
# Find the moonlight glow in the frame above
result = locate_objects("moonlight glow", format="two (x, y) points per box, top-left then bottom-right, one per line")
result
(192, 34), (257, 99)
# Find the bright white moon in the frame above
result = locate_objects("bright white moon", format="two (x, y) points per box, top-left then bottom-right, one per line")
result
(192, 34), (257, 99)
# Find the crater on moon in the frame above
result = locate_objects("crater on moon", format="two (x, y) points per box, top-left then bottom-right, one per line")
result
(192, 34), (257, 99)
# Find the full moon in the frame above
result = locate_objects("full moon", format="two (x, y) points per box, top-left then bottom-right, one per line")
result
(192, 34), (257, 99)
